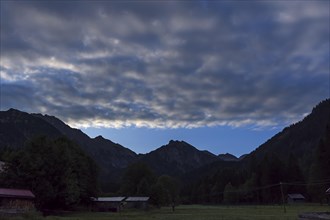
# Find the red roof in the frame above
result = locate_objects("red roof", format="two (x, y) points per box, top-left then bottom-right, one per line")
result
(0, 188), (35, 199)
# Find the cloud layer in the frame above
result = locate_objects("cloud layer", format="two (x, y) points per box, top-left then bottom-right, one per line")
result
(1, 1), (329, 129)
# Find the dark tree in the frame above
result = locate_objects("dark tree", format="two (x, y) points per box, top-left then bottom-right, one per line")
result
(120, 162), (155, 196)
(223, 182), (238, 204)
(150, 183), (166, 208)
(156, 175), (180, 208)
(0, 136), (99, 210)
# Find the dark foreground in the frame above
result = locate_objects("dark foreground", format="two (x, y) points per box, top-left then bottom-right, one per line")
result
(2, 204), (330, 220)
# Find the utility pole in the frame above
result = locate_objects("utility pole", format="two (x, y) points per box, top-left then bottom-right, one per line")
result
(280, 182), (286, 213)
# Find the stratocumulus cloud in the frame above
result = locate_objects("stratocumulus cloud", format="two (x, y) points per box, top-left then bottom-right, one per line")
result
(0, 1), (329, 129)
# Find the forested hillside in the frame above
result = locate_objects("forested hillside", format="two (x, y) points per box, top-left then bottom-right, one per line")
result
(182, 99), (330, 204)
(0, 109), (137, 191)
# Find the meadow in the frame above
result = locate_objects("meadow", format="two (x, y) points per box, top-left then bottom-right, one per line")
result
(3, 204), (330, 220)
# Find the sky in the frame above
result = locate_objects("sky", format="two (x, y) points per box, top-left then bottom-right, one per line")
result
(0, 1), (329, 157)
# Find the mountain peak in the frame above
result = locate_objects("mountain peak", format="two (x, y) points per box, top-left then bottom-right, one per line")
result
(140, 140), (219, 176)
(95, 135), (105, 140)
(218, 153), (239, 161)
(8, 108), (20, 112)
(168, 140), (185, 144)
(165, 140), (198, 151)
(6, 108), (24, 115)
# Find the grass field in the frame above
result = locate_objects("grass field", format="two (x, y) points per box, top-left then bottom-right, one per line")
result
(4, 204), (330, 220)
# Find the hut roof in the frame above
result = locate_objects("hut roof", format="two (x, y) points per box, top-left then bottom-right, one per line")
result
(125, 197), (149, 202)
(0, 188), (35, 199)
(92, 197), (125, 202)
(288, 194), (305, 199)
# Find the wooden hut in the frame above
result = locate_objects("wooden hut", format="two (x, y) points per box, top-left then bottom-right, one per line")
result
(124, 197), (149, 210)
(287, 194), (305, 204)
(92, 197), (125, 212)
(0, 188), (35, 212)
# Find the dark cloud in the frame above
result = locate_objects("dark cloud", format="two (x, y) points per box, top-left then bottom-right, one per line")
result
(1, 1), (329, 129)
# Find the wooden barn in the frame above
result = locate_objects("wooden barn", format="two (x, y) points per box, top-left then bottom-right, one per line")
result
(0, 188), (35, 212)
(124, 197), (149, 210)
(92, 197), (125, 212)
(287, 194), (305, 204)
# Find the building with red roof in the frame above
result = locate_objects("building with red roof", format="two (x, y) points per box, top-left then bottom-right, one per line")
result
(0, 188), (35, 212)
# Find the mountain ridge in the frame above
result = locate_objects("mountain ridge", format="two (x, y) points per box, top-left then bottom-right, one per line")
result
(0, 109), (62, 149)
(1, 98), (329, 192)
(138, 140), (220, 176)
(32, 113), (137, 169)
(2, 109), (236, 158)
(2, 98), (329, 165)
(244, 99), (330, 168)
(0, 109), (138, 187)
(218, 153), (239, 161)
(2, 98), (329, 162)
(0, 108), (228, 188)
